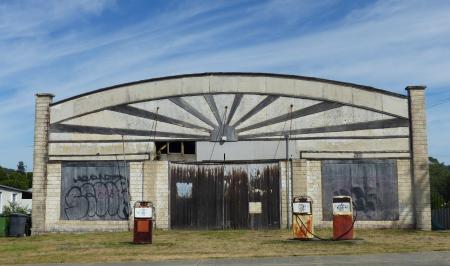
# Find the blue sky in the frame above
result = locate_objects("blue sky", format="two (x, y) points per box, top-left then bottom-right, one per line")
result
(1, 0), (450, 170)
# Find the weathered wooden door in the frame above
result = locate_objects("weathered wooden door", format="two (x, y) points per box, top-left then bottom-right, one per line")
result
(170, 162), (280, 229)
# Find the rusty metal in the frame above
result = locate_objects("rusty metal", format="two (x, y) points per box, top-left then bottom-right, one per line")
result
(293, 215), (313, 239)
(332, 196), (354, 240)
(333, 215), (353, 240)
(292, 196), (314, 240)
(170, 162), (280, 229)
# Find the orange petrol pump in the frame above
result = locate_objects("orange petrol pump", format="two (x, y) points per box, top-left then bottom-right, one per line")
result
(292, 196), (314, 240)
(133, 201), (153, 244)
(332, 196), (354, 240)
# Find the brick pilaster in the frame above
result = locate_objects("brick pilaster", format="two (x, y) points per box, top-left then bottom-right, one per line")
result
(406, 86), (431, 230)
(32, 93), (54, 234)
(143, 160), (169, 229)
(292, 159), (307, 197)
(279, 161), (292, 229)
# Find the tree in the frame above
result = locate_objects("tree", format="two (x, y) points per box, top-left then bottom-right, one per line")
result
(0, 167), (6, 179)
(0, 171), (29, 190)
(0, 164), (31, 190)
(16, 161), (25, 173)
(429, 157), (450, 208)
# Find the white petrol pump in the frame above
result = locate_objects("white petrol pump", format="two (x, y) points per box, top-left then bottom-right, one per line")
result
(292, 195), (314, 240)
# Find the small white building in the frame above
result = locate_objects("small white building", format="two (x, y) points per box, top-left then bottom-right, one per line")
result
(0, 185), (32, 214)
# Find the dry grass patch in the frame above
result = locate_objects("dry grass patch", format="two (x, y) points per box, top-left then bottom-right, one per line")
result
(0, 229), (449, 264)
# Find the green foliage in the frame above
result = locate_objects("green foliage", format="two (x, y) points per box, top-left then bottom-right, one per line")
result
(429, 157), (450, 209)
(0, 163), (32, 190)
(431, 192), (446, 209)
(1, 201), (30, 215)
(16, 161), (25, 173)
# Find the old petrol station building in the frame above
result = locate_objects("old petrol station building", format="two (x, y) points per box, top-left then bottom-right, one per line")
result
(32, 73), (431, 233)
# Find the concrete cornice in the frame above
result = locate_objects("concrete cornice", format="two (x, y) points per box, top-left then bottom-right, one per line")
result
(406, 85), (427, 91)
(36, 93), (55, 98)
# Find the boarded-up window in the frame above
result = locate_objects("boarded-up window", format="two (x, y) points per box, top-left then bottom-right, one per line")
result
(60, 161), (130, 221)
(322, 159), (399, 221)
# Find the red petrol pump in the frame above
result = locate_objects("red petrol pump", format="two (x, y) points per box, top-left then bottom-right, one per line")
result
(332, 196), (354, 240)
(133, 201), (153, 244)
(292, 196), (314, 240)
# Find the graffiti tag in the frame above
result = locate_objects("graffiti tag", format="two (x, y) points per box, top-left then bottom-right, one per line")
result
(63, 174), (129, 220)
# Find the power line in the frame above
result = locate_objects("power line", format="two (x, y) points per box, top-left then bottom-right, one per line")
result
(288, 104), (297, 158)
(209, 106), (228, 161)
(428, 96), (450, 109)
(273, 113), (289, 159)
(142, 106), (158, 201)
(144, 107), (159, 158)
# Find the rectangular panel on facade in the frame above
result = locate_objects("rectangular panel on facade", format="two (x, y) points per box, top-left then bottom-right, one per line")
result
(170, 162), (280, 229)
(247, 163), (280, 229)
(170, 163), (224, 229)
(60, 161), (130, 221)
(322, 159), (399, 221)
(223, 163), (248, 229)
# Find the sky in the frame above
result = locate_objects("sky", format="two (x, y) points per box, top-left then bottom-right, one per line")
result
(1, 0), (450, 170)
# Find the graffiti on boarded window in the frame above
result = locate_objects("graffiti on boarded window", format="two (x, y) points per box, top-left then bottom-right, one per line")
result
(322, 159), (399, 221)
(60, 161), (130, 221)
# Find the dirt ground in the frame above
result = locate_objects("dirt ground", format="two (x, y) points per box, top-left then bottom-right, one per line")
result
(0, 229), (449, 265)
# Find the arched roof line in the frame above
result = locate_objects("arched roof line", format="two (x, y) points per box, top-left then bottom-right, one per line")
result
(51, 93), (407, 125)
(49, 73), (409, 124)
(51, 72), (406, 106)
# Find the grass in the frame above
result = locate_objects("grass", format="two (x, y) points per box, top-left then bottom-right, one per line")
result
(0, 229), (449, 264)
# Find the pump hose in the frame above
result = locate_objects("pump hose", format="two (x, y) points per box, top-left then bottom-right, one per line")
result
(293, 201), (358, 241)
(333, 206), (357, 241)
(294, 214), (327, 240)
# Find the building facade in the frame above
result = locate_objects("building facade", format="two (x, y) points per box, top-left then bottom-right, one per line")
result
(0, 185), (32, 213)
(32, 73), (431, 233)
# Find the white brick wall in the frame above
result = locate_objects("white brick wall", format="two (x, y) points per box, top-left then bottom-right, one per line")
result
(155, 161), (169, 229)
(397, 159), (414, 227)
(279, 161), (292, 229)
(306, 160), (323, 226)
(142, 160), (170, 229)
(128, 162), (144, 230)
(292, 159), (306, 196)
(407, 87), (432, 230)
(32, 94), (53, 234)
(45, 163), (61, 230)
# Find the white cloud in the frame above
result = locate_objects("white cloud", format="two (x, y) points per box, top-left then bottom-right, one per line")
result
(1, 0), (450, 167)
(0, 0), (115, 40)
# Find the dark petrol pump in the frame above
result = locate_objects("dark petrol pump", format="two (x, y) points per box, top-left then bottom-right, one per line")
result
(292, 196), (314, 240)
(133, 201), (154, 244)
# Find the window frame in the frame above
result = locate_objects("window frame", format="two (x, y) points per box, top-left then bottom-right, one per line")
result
(11, 193), (17, 203)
